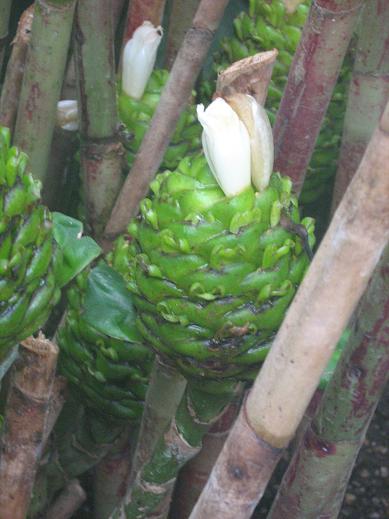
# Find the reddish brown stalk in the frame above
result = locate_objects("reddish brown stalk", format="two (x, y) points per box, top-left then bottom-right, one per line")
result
(170, 396), (242, 519)
(164, 0), (201, 68)
(0, 6), (34, 132)
(103, 0), (230, 244)
(42, 376), (68, 447)
(331, 0), (389, 211)
(0, 335), (58, 519)
(216, 50), (278, 105)
(45, 479), (86, 519)
(273, 0), (364, 194)
(189, 100), (389, 519)
(123, 0), (167, 43)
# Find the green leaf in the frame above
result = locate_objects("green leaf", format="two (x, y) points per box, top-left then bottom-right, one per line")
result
(83, 262), (139, 342)
(52, 212), (101, 288)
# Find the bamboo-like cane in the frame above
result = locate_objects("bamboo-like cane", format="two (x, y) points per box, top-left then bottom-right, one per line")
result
(0, 335), (58, 519)
(331, 0), (389, 211)
(164, 0), (201, 69)
(0, 0), (12, 71)
(103, 0), (230, 245)
(123, 0), (167, 44)
(13, 0), (76, 184)
(74, 0), (124, 238)
(189, 99), (389, 519)
(273, 0), (364, 194)
(44, 479), (86, 519)
(267, 244), (389, 519)
(0, 6), (33, 132)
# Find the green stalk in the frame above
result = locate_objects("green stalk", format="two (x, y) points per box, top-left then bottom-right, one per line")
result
(0, 0), (12, 72)
(130, 358), (186, 478)
(267, 245), (389, 519)
(113, 380), (239, 519)
(74, 0), (124, 238)
(331, 0), (389, 211)
(13, 0), (76, 184)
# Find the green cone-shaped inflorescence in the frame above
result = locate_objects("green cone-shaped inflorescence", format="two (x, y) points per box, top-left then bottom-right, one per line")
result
(58, 263), (153, 423)
(205, 0), (351, 205)
(118, 70), (202, 171)
(110, 154), (315, 382)
(0, 127), (61, 359)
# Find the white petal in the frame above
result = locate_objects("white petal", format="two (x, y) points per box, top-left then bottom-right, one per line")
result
(57, 99), (79, 131)
(197, 98), (251, 197)
(122, 21), (163, 100)
(226, 94), (274, 192)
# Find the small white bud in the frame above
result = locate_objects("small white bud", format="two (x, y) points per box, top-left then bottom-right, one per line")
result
(122, 21), (163, 100)
(57, 99), (78, 131)
(197, 98), (251, 197)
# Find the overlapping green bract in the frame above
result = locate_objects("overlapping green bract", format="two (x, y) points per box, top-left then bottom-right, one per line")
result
(0, 127), (61, 359)
(58, 264), (153, 422)
(111, 154), (315, 381)
(118, 69), (201, 171)
(206, 0), (351, 205)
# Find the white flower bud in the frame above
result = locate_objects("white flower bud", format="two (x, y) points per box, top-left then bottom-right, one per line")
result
(197, 98), (251, 197)
(226, 94), (274, 192)
(122, 21), (163, 100)
(57, 100), (78, 131)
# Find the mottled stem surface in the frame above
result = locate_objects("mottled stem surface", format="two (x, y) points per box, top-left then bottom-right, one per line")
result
(104, 0), (230, 243)
(0, 0), (12, 71)
(273, 0), (364, 194)
(13, 0), (76, 183)
(74, 0), (123, 238)
(331, 0), (389, 210)
(190, 98), (389, 519)
(0, 6), (33, 133)
(0, 335), (58, 519)
(268, 245), (389, 519)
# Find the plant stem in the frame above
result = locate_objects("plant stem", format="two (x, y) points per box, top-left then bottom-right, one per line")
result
(103, 0), (230, 244)
(114, 380), (239, 519)
(0, 0), (12, 72)
(189, 98), (389, 519)
(273, 0), (364, 194)
(216, 50), (278, 105)
(0, 335), (58, 519)
(93, 426), (136, 519)
(170, 392), (242, 519)
(164, 0), (201, 68)
(123, 0), (167, 43)
(131, 358), (186, 477)
(74, 0), (124, 238)
(267, 245), (389, 519)
(0, 6), (33, 132)
(13, 0), (76, 183)
(45, 479), (86, 519)
(331, 0), (389, 211)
